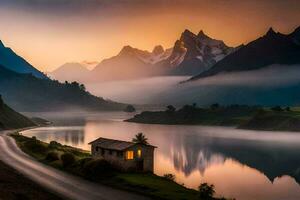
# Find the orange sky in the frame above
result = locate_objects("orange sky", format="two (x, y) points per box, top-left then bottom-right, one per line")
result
(0, 0), (299, 72)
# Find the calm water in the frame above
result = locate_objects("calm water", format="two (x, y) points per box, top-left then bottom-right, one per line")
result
(22, 112), (300, 200)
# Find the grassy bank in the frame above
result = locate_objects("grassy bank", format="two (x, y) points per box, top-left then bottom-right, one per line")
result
(126, 104), (257, 126)
(239, 109), (300, 131)
(11, 133), (225, 200)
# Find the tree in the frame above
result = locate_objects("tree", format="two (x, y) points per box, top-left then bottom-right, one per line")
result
(271, 106), (283, 112)
(198, 183), (215, 199)
(166, 105), (176, 113)
(285, 107), (291, 112)
(71, 81), (80, 88)
(124, 105), (136, 113)
(163, 174), (175, 181)
(210, 103), (220, 110)
(132, 132), (149, 145)
(79, 84), (86, 91)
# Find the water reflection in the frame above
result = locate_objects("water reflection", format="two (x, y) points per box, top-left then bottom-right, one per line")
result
(171, 134), (225, 175)
(26, 127), (85, 147)
(172, 133), (300, 184)
(22, 113), (300, 200)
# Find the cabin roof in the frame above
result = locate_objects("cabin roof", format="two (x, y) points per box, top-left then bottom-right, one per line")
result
(88, 137), (156, 151)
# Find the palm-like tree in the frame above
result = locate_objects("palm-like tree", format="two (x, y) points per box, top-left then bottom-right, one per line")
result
(132, 132), (149, 145)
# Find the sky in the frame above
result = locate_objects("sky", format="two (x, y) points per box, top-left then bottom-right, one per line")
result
(0, 0), (299, 72)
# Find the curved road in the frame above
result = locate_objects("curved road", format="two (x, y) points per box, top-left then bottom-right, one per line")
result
(0, 131), (150, 200)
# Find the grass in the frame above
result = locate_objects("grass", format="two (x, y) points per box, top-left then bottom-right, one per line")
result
(114, 173), (200, 200)
(11, 133), (90, 163)
(11, 133), (225, 200)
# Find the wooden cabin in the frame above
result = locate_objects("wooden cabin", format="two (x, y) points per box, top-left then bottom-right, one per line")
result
(89, 137), (156, 172)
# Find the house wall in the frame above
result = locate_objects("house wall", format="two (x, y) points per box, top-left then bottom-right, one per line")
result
(91, 143), (155, 172)
(127, 144), (155, 172)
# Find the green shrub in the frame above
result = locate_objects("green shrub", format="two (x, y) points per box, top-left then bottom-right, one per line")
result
(61, 153), (76, 167)
(49, 141), (62, 149)
(163, 173), (175, 181)
(82, 159), (115, 180)
(45, 152), (59, 162)
(78, 157), (93, 167)
(25, 139), (47, 154)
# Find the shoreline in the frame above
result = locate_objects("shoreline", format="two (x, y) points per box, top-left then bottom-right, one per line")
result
(125, 107), (300, 133)
(10, 132), (227, 200)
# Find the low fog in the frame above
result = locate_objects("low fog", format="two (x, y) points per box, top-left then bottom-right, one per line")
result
(86, 76), (189, 104)
(85, 65), (300, 106)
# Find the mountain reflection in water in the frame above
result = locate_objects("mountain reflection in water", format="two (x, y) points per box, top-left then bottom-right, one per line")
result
(22, 112), (300, 200)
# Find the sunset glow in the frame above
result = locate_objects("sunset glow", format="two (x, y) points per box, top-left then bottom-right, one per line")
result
(0, 0), (299, 71)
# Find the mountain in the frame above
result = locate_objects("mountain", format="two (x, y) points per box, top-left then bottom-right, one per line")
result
(0, 40), (48, 79)
(0, 65), (126, 111)
(52, 29), (234, 82)
(90, 45), (170, 81)
(50, 62), (90, 82)
(80, 61), (99, 70)
(189, 27), (300, 81)
(159, 29), (235, 75)
(0, 95), (35, 130)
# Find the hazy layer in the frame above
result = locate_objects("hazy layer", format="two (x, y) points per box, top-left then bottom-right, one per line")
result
(86, 65), (300, 105)
(86, 76), (188, 104)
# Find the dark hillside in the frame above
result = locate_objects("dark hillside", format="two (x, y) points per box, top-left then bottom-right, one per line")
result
(0, 65), (126, 111)
(0, 95), (35, 129)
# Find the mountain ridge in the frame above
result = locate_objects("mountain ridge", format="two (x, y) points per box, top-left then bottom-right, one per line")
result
(0, 40), (48, 79)
(157, 29), (235, 75)
(51, 29), (235, 82)
(50, 62), (90, 82)
(188, 26), (300, 81)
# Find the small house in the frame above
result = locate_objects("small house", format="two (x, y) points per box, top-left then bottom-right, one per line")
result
(89, 137), (156, 172)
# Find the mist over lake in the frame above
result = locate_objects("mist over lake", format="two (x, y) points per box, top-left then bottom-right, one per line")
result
(84, 65), (300, 106)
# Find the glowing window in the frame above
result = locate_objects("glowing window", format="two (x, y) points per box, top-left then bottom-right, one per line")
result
(126, 151), (134, 160)
(137, 149), (142, 158)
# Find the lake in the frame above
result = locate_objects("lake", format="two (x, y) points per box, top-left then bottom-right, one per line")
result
(22, 112), (300, 200)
